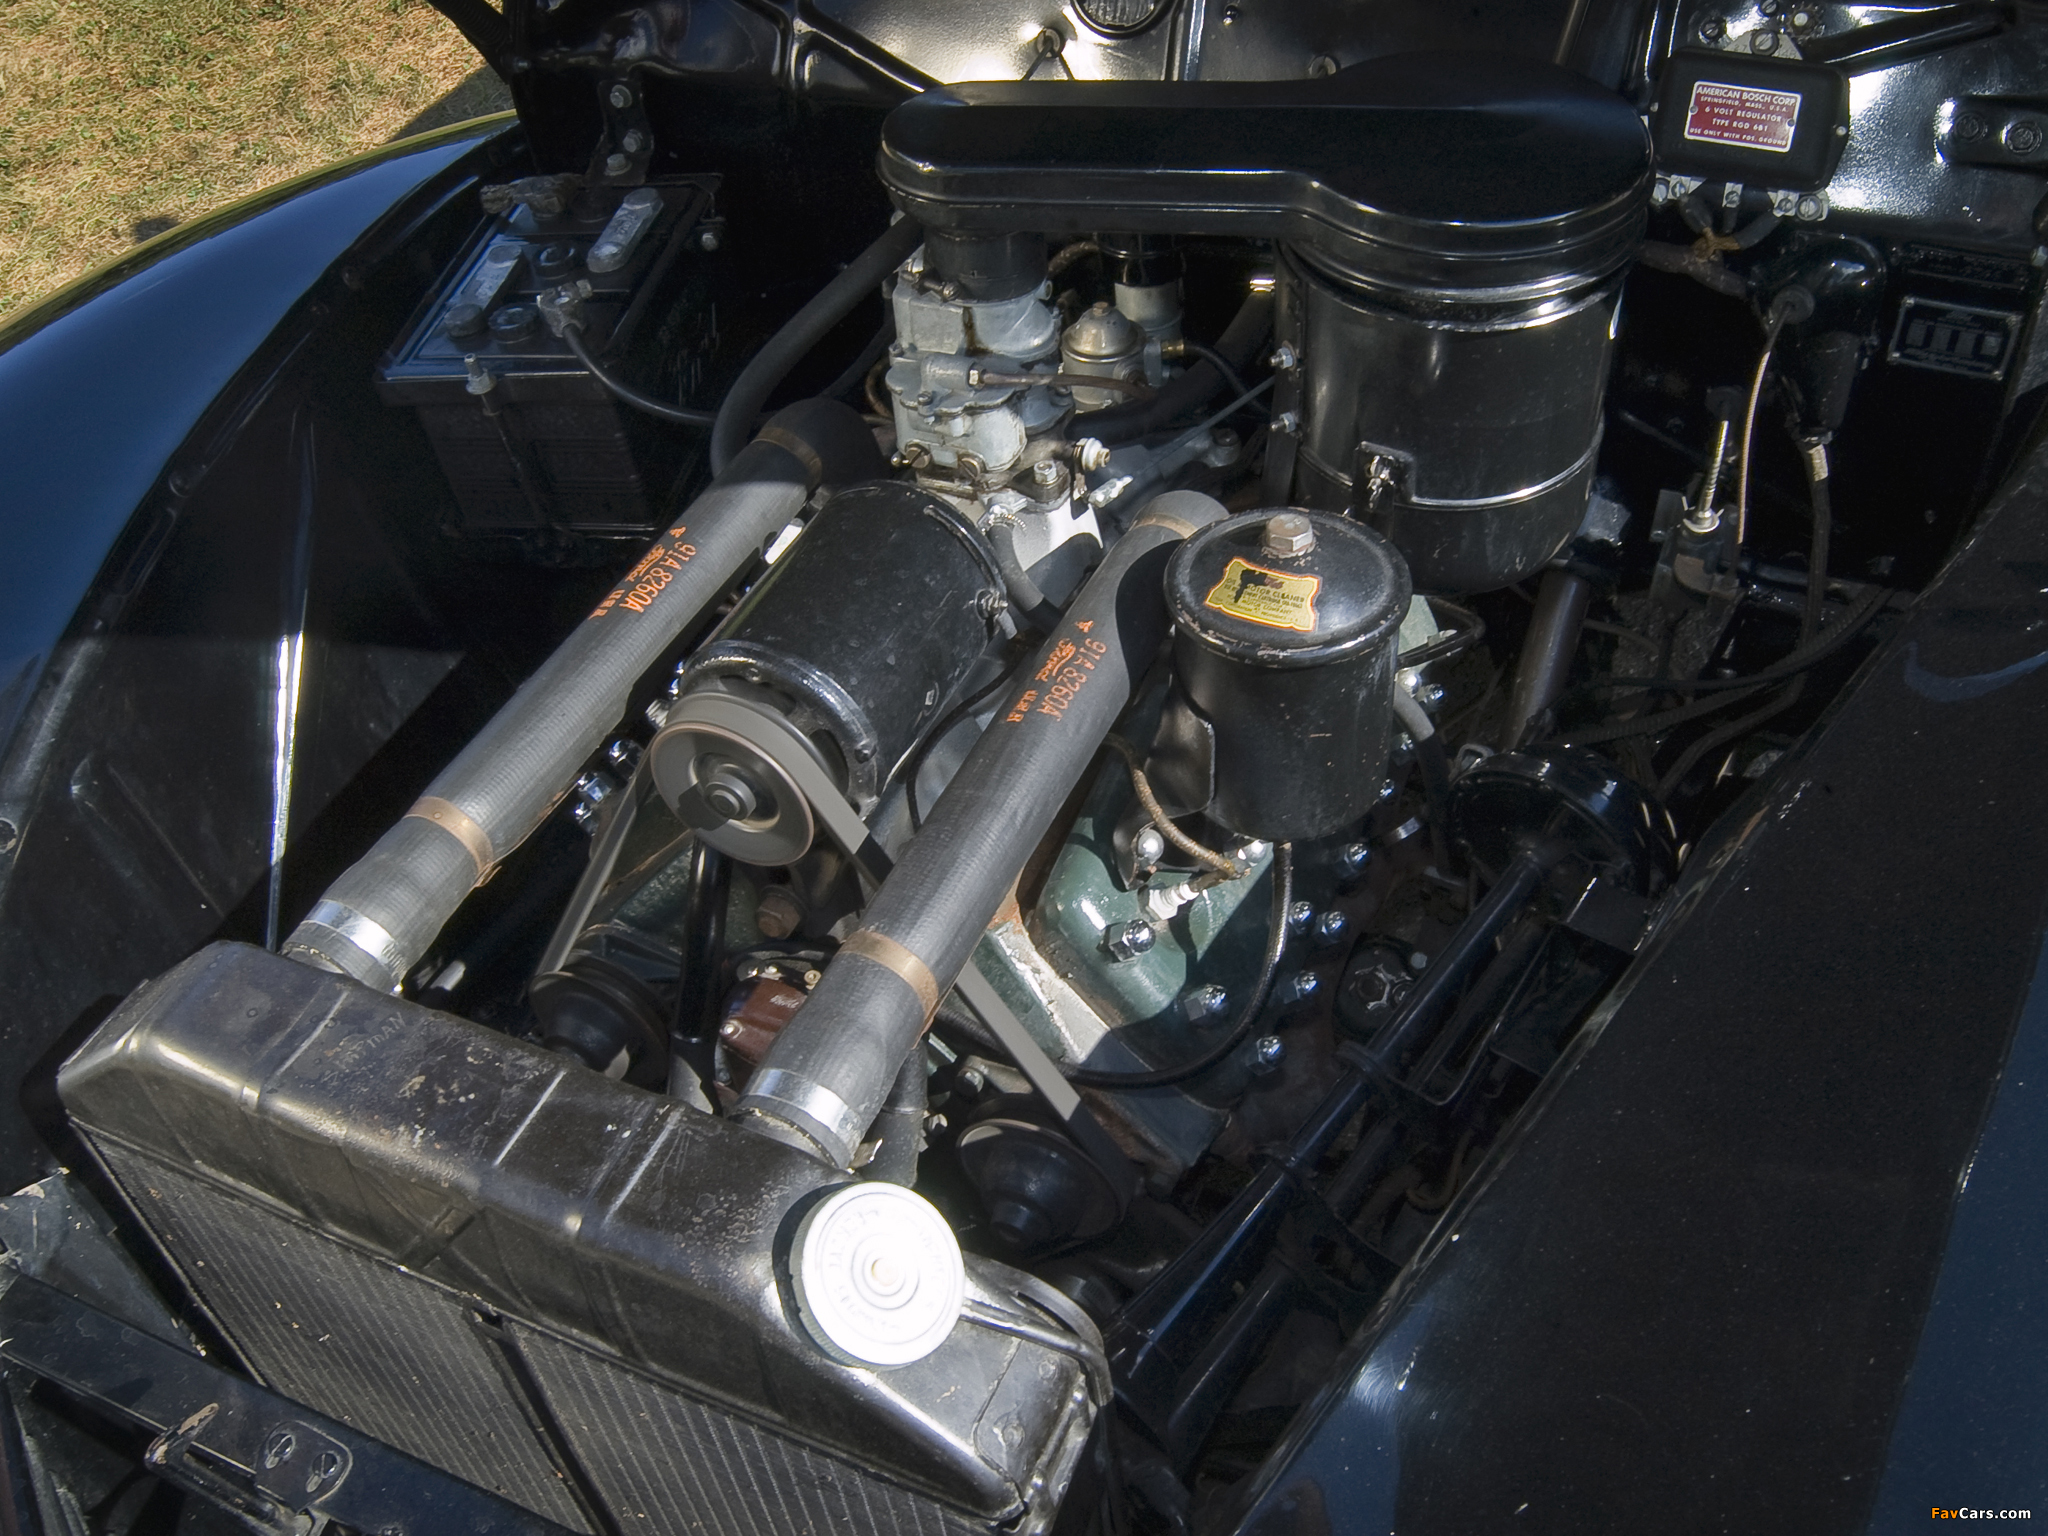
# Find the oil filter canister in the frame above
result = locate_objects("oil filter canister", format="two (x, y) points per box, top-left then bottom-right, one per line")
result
(650, 481), (1006, 865)
(1165, 510), (1410, 842)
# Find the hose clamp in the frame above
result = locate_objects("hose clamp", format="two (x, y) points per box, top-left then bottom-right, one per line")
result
(405, 797), (497, 884)
(838, 930), (939, 1023)
(295, 901), (408, 991)
(745, 1070), (868, 1165)
(754, 424), (824, 488)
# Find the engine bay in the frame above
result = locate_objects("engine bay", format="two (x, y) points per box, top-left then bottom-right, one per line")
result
(18, 2), (2048, 1532)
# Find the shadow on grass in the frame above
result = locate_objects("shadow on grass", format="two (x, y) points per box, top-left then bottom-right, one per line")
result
(390, 65), (513, 142)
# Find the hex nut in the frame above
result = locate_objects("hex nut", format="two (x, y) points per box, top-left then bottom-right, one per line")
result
(1105, 919), (1157, 961)
(1262, 512), (1316, 559)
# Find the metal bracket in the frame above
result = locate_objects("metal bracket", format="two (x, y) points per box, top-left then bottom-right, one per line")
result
(596, 75), (655, 185)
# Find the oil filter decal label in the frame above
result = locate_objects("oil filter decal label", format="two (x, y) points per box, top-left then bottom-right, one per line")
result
(1204, 558), (1319, 633)
(1683, 80), (1801, 153)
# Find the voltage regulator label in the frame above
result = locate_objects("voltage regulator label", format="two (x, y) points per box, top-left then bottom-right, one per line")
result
(1889, 299), (2019, 381)
(1203, 558), (1320, 633)
(1684, 80), (1801, 153)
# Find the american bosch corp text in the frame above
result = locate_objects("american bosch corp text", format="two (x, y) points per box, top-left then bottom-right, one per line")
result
(1932, 1510), (2033, 1520)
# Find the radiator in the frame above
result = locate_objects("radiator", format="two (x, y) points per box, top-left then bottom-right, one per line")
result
(60, 943), (1096, 1535)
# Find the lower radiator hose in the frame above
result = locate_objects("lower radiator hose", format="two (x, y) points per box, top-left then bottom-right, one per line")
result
(736, 490), (1228, 1167)
(285, 400), (883, 993)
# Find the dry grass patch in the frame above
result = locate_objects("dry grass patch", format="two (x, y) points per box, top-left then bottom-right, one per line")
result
(0, 0), (491, 316)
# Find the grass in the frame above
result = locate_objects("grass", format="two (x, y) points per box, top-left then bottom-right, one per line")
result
(0, 0), (495, 316)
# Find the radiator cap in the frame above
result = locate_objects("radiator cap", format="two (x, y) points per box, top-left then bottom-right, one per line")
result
(791, 1183), (965, 1368)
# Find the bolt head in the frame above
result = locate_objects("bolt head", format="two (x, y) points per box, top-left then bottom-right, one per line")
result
(2007, 119), (2044, 155)
(1106, 919), (1157, 961)
(1287, 900), (1315, 934)
(719, 1019), (743, 1039)
(1262, 512), (1317, 559)
(697, 226), (721, 252)
(1281, 971), (1320, 1005)
(609, 83), (633, 109)
(1749, 26), (1779, 51)
(604, 152), (631, 176)
(1252, 1035), (1286, 1071)
(1796, 194), (1825, 221)
(1698, 15), (1726, 40)
(1274, 410), (1302, 435)
(1134, 826), (1167, 863)
(1181, 983), (1230, 1020)
(1033, 457), (1063, 487)
(1315, 909), (1350, 947)
(621, 129), (646, 153)
(1338, 841), (1373, 879)
(1269, 343), (1299, 371)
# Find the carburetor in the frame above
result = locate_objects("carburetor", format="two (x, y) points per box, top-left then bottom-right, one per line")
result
(883, 231), (1109, 597)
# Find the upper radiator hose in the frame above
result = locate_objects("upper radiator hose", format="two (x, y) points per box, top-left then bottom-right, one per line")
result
(286, 400), (883, 992)
(737, 490), (1227, 1167)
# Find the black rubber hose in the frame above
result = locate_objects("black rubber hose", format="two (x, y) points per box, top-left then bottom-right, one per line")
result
(735, 491), (1229, 1166)
(709, 218), (924, 475)
(1174, 339), (1247, 402)
(988, 519), (1065, 634)
(864, 1046), (927, 1187)
(285, 398), (883, 993)
(1085, 289), (1274, 446)
(823, 314), (896, 404)
(901, 662), (1025, 831)
(561, 324), (718, 426)
(1413, 734), (1455, 873)
(1063, 844), (1293, 1090)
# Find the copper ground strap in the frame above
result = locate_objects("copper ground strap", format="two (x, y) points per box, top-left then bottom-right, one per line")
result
(838, 929), (939, 1023)
(405, 797), (497, 884)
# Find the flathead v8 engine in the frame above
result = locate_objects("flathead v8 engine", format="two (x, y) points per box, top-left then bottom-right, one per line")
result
(13, 1), (2042, 1530)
